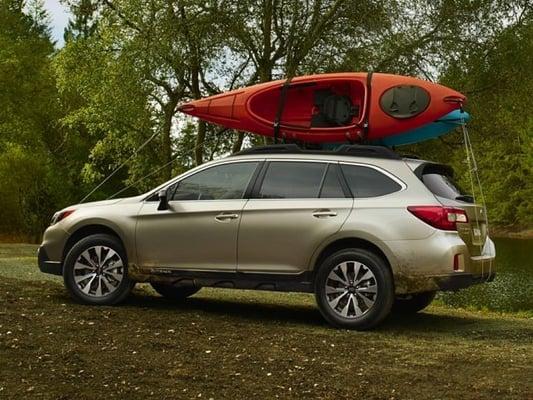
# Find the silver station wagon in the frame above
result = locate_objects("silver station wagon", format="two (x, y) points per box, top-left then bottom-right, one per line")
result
(38, 144), (496, 329)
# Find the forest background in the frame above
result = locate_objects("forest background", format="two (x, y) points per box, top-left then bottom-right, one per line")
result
(1, 0), (531, 241)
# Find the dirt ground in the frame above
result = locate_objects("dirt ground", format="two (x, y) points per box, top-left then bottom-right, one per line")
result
(0, 244), (532, 399)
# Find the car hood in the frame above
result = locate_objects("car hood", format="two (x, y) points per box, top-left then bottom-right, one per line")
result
(73, 199), (123, 209)
(64, 196), (142, 211)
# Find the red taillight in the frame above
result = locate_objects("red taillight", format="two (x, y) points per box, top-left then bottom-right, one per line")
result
(407, 206), (468, 231)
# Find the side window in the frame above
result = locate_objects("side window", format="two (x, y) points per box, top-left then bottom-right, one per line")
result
(258, 162), (326, 199)
(319, 165), (346, 198)
(341, 164), (401, 197)
(170, 162), (258, 201)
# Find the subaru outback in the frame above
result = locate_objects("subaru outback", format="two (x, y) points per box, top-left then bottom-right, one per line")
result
(38, 144), (496, 330)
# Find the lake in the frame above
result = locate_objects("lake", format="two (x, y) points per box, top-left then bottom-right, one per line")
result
(439, 238), (532, 312)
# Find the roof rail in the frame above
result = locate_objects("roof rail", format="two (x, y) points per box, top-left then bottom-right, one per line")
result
(233, 144), (401, 160)
(334, 145), (400, 159)
(234, 144), (302, 155)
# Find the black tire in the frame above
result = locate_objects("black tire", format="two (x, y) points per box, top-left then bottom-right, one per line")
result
(393, 291), (436, 314)
(150, 282), (201, 301)
(315, 248), (394, 330)
(63, 234), (134, 305)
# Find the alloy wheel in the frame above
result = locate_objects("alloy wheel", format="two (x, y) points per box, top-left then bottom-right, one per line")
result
(324, 260), (378, 318)
(73, 246), (124, 297)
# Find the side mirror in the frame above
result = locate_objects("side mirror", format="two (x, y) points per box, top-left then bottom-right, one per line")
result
(157, 189), (168, 211)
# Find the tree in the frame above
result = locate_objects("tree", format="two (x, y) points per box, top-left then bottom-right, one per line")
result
(0, 0), (67, 238)
(63, 0), (99, 42)
(442, 13), (533, 226)
(400, 3), (532, 227)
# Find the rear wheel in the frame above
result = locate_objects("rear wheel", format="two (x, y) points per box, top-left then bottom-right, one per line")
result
(63, 234), (134, 305)
(150, 282), (201, 301)
(393, 291), (436, 314)
(314, 248), (394, 330)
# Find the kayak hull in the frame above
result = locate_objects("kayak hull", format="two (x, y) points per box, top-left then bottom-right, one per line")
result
(370, 110), (471, 146)
(178, 73), (466, 144)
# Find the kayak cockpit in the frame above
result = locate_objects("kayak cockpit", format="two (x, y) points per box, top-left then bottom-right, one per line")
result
(248, 78), (367, 130)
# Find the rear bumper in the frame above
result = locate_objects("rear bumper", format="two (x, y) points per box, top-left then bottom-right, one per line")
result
(434, 271), (496, 291)
(37, 246), (62, 276)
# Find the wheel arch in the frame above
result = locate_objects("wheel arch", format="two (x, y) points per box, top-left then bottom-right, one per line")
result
(62, 223), (126, 263)
(310, 234), (396, 276)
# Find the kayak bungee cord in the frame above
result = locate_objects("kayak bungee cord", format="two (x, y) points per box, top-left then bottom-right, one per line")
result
(106, 133), (221, 200)
(80, 125), (228, 203)
(460, 118), (492, 281)
(79, 130), (161, 203)
(361, 71), (373, 142)
(106, 151), (182, 200)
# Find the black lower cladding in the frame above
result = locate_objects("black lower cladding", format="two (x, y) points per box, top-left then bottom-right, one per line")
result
(149, 269), (314, 293)
(435, 271), (496, 291)
(37, 246), (62, 275)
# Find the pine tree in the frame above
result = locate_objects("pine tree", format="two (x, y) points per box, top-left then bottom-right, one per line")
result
(63, 0), (98, 42)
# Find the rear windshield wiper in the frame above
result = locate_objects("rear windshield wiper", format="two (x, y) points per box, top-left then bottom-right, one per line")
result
(455, 195), (474, 203)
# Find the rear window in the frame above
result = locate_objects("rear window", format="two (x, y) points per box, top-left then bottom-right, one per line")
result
(415, 162), (472, 201)
(341, 164), (402, 197)
(422, 173), (469, 201)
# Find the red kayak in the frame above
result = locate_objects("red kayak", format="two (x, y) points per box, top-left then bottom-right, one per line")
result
(177, 73), (466, 143)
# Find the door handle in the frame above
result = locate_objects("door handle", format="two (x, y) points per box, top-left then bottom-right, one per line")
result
(312, 209), (337, 218)
(215, 213), (239, 222)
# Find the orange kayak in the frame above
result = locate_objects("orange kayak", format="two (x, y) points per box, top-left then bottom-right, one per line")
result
(177, 73), (466, 143)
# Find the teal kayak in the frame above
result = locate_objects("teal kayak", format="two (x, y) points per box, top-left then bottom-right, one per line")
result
(370, 110), (470, 147)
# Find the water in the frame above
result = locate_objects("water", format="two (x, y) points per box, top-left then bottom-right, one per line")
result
(440, 238), (533, 312)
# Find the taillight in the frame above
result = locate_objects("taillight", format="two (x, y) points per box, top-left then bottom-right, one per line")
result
(51, 209), (76, 225)
(407, 206), (468, 231)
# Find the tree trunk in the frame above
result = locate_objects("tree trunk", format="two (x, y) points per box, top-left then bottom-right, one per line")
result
(190, 60), (205, 165)
(260, 0), (273, 145)
(161, 104), (175, 181)
(195, 120), (206, 165)
(232, 132), (245, 153)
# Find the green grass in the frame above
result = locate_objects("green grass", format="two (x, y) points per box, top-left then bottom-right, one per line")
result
(0, 244), (531, 399)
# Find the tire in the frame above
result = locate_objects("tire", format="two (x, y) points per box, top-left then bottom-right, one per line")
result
(150, 282), (201, 301)
(314, 248), (394, 330)
(393, 291), (436, 314)
(63, 233), (134, 305)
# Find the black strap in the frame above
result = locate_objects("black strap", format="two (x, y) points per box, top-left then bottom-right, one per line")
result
(273, 77), (293, 143)
(362, 71), (373, 141)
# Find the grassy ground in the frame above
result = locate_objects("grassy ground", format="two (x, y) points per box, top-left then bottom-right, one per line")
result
(0, 244), (531, 399)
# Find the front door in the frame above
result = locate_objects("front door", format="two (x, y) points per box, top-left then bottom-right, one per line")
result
(135, 161), (260, 272)
(237, 161), (353, 274)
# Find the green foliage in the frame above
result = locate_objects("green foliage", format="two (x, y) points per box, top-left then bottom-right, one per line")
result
(0, 0), (69, 238)
(0, 0), (531, 238)
(407, 14), (533, 227)
(63, 0), (98, 42)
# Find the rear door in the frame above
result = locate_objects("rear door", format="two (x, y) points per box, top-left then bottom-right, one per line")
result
(237, 160), (353, 274)
(419, 165), (488, 255)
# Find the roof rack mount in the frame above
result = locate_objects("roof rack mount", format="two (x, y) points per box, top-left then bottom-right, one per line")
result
(233, 144), (401, 160)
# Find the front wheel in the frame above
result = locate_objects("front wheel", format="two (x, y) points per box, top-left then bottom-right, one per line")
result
(314, 248), (394, 330)
(63, 234), (134, 305)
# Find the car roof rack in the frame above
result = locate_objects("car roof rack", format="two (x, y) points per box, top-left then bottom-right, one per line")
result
(233, 144), (401, 160)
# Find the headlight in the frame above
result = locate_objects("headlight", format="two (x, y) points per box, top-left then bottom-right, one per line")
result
(51, 209), (76, 225)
